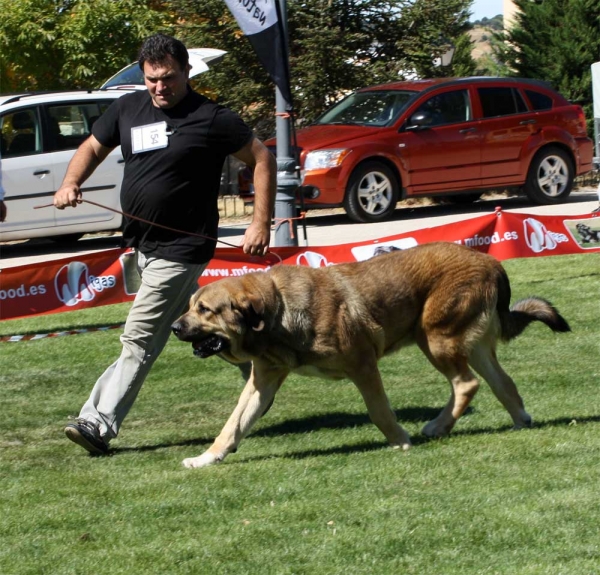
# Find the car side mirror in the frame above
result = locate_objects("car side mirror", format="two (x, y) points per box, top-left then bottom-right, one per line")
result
(405, 111), (432, 131)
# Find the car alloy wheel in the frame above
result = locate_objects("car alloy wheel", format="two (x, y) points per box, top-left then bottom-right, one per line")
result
(524, 146), (574, 205)
(344, 162), (399, 223)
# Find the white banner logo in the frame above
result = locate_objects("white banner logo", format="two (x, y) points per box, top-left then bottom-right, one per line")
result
(296, 251), (331, 268)
(523, 218), (568, 253)
(54, 261), (117, 307)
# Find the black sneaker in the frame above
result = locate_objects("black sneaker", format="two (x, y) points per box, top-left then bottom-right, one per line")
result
(65, 418), (109, 455)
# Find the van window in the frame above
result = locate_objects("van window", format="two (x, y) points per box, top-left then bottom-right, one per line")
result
(478, 87), (527, 118)
(525, 90), (553, 111)
(0, 108), (42, 158)
(46, 102), (109, 152)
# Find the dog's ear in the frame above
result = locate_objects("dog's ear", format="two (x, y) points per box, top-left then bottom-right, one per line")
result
(237, 293), (265, 332)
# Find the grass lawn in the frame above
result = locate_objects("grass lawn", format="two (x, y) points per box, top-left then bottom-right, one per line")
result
(1, 253), (599, 575)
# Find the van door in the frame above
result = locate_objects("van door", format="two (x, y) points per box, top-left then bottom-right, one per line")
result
(0, 107), (56, 235)
(44, 100), (123, 229)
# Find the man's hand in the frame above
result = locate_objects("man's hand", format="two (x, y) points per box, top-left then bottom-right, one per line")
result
(53, 135), (113, 210)
(0, 200), (6, 222)
(241, 220), (271, 256)
(54, 184), (82, 209)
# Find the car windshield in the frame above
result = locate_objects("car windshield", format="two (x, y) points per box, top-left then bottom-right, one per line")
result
(316, 90), (416, 127)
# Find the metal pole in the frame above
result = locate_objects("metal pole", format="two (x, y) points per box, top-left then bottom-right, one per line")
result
(274, 0), (300, 247)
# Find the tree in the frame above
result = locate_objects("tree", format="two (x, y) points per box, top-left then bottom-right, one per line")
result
(493, 0), (600, 134)
(0, 0), (171, 92)
(172, 0), (474, 135)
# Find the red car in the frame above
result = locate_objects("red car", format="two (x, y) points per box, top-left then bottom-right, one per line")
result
(241, 77), (594, 222)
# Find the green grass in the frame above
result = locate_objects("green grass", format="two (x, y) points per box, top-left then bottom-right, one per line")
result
(1, 254), (599, 575)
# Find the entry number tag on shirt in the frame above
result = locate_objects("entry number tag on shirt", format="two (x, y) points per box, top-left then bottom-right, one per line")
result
(131, 121), (169, 154)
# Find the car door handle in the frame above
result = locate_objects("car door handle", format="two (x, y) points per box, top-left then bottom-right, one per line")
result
(459, 127), (477, 134)
(33, 170), (51, 176)
(117, 158), (125, 164)
(519, 119), (536, 125)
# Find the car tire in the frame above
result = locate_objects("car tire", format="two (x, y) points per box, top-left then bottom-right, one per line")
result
(344, 162), (399, 223)
(524, 146), (574, 205)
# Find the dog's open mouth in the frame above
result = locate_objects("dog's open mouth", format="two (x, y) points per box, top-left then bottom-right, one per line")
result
(192, 335), (229, 358)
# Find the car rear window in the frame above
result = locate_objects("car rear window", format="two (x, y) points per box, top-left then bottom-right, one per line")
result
(477, 87), (528, 118)
(524, 90), (553, 110)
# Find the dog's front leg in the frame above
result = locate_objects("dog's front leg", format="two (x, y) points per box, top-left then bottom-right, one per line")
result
(182, 366), (287, 469)
(350, 360), (412, 451)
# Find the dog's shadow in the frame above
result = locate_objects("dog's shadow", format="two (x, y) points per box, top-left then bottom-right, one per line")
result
(110, 409), (600, 459)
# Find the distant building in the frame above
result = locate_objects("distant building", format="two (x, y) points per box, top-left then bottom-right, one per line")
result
(503, 0), (518, 28)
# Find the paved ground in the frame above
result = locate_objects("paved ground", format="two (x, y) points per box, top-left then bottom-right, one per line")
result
(1, 187), (598, 269)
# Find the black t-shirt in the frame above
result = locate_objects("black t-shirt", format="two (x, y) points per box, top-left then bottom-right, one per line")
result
(93, 88), (253, 263)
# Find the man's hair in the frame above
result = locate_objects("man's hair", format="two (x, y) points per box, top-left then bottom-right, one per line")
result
(138, 34), (189, 71)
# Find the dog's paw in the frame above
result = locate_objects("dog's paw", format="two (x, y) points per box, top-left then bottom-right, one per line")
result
(182, 452), (220, 469)
(421, 420), (452, 438)
(512, 414), (533, 430)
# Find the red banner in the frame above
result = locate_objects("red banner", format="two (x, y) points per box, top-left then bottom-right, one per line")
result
(1, 209), (598, 321)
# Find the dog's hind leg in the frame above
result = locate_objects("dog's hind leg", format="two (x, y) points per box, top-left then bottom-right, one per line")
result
(468, 341), (532, 429)
(182, 366), (288, 469)
(350, 360), (412, 450)
(418, 337), (481, 438)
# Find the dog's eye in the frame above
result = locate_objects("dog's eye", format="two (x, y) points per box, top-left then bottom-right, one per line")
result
(198, 303), (210, 314)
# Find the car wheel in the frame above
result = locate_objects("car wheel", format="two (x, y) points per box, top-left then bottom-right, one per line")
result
(444, 193), (481, 204)
(524, 147), (574, 205)
(344, 162), (399, 223)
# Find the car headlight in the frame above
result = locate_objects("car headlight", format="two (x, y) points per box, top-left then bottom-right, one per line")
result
(304, 149), (351, 171)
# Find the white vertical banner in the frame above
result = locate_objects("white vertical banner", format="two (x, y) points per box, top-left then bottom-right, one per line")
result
(591, 62), (600, 119)
(224, 0), (293, 107)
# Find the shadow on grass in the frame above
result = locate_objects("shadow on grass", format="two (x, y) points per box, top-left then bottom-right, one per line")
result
(108, 410), (600, 458)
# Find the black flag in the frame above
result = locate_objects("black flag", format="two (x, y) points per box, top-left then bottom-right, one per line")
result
(224, 0), (293, 108)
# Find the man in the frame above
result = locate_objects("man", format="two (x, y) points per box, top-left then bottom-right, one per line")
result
(54, 33), (276, 455)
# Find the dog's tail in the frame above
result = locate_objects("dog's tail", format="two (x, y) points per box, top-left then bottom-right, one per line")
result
(495, 267), (570, 341)
(499, 297), (571, 341)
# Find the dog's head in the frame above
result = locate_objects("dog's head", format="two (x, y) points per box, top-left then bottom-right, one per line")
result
(576, 223), (589, 234)
(172, 277), (268, 362)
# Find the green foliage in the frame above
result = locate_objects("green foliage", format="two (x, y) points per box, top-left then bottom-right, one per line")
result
(0, 253), (599, 574)
(493, 0), (600, 133)
(0, 0), (171, 91)
(173, 0), (474, 134)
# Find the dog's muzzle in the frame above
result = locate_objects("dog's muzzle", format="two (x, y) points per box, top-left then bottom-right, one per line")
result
(171, 322), (230, 358)
(192, 335), (229, 358)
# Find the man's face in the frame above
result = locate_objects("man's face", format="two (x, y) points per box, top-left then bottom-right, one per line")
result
(143, 55), (190, 109)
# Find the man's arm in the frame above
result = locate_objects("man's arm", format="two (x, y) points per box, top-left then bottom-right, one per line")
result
(53, 135), (115, 209)
(232, 137), (277, 256)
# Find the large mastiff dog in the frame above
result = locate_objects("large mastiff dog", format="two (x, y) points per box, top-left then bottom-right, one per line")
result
(172, 242), (569, 468)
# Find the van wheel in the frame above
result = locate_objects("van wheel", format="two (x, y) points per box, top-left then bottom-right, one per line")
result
(344, 162), (399, 223)
(524, 147), (574, 205)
